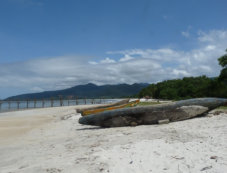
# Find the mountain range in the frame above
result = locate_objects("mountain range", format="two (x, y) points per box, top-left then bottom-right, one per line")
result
(6, 83), (149, 100)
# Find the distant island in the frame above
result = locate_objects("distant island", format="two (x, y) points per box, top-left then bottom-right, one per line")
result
(6, 83), (149, 100)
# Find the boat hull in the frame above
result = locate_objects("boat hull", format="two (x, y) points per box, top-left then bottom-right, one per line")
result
(79, 98), (227, 127)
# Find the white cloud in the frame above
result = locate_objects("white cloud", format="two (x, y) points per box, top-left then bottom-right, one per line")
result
(172, 69), (190, 76)
(181, 31), (190, 38)
(119, 55), (134, 62)
(100, 57), (116, 64)
(198, 30), (227, 43)
(30, 86), (44, 92)
(88, 61), (98, 65)
(0, 29), (227, 98)
(205, 45), (216, 51)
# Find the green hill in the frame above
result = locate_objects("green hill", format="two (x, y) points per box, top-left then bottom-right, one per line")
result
(6, 83), (149, 100)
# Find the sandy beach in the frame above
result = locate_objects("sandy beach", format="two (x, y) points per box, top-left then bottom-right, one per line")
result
(0, 105), (226, 173)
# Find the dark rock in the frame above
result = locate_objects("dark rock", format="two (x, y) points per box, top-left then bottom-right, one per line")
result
(200, 166), (212, 171)
(210, 156), (218, 159)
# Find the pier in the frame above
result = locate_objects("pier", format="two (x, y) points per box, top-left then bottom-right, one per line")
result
(0, 98), (112, 113)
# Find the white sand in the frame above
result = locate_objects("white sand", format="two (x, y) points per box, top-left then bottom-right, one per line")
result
(0, 106), (226, 173)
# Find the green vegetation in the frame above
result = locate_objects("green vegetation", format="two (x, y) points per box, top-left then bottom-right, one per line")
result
(137, 102), (161, 106)
(217, 106), (227, 110)
(139, 49), (227, 100)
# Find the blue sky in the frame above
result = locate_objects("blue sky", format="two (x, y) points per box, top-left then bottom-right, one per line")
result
(0, 0), (227, 98)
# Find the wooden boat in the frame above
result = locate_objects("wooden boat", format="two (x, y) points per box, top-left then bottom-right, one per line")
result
(76, 99), (130, 114)
(81, 99), (140, 116)
(79, 98), (227, 127)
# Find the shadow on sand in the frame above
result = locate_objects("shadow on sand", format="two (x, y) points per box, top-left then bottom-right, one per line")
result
(76, 126), (106, 131)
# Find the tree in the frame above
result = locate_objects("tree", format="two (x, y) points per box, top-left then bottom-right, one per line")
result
(218, 48), (227, 82)
(218, 48), (227, 68)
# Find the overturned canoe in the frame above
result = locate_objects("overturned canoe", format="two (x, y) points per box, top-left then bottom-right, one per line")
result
(79, 98), (227, 127)
(76, 99), (130, 114)
(81, 100), (140, 116)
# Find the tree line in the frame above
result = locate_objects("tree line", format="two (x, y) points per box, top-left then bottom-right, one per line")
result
(139, 49), (227, 100)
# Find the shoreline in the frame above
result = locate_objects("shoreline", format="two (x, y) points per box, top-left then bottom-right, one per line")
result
(0, 105), (226, 173)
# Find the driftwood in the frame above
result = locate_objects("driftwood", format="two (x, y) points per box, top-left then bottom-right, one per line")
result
(79, 98), (227, 127)
(76, 99), (130, 113)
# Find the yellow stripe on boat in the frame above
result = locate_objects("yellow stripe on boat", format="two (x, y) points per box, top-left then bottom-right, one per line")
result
(82, 100), (140, 116)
